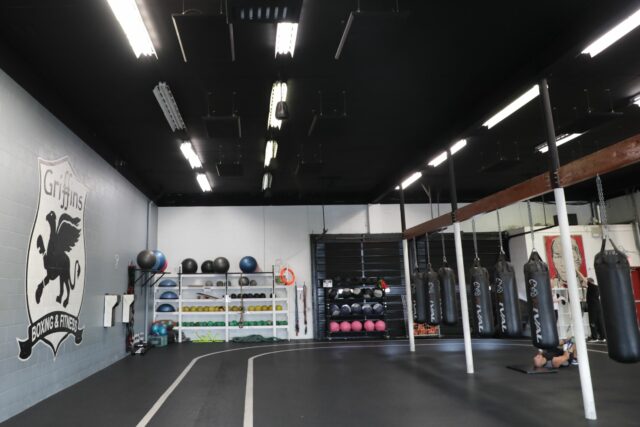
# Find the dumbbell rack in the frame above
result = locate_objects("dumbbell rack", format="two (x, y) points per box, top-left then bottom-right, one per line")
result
(152, 268), (290, 343)
(324, 283), (389, 341)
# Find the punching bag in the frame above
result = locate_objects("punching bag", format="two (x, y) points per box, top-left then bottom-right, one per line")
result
(469, 260), (495, 337)
(426, 266), (442, 325)
(523, 251), (558, 349)
(594, 239), (640, 363)
(439, 265), (458, 325)
(494, 253), (522, 337)
(414, 272), (428, 324)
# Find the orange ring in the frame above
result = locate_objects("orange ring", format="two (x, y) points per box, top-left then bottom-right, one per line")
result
(279, 267), (296, 286)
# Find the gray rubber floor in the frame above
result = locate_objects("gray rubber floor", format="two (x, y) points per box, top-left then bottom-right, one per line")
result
(2, 339), (637, 427)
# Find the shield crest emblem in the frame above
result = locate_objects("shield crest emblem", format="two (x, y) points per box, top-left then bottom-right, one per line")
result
(18, 158), (87, 360)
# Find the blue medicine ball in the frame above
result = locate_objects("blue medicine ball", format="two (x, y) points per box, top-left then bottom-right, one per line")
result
(158, 279), (177, 288)
(239, 256), (258, 273)
(151, 323), (162, 335)
(157, 304), (176, 313)
(157, 325), (168, 336)
(160, 291), (178, 300)
(152, 250), (167, 271)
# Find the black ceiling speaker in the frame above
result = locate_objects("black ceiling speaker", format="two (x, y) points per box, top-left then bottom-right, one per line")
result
(275, 100), (289, 120)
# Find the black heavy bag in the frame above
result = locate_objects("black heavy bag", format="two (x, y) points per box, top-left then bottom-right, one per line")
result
(439, 265), (458, 325)
(594, 240), (640, 363)
(494, 253), (522, 338)
(414, 272), (428, 324)
(523, 251), (558, 349)
(469, 260), (495, 337)
(426, 267), (442, 325)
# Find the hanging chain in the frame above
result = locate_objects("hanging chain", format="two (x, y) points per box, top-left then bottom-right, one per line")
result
(437, 196), (447, 263)
(472, 217), (479, 260)
(527, 200), (536, 251)
(596, 175), (609, 240)
(496, 209), (504, 254)
(412, 238), (419, 270)
(425, 232), (431, 266)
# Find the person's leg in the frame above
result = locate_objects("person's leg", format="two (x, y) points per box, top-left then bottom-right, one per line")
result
(595, 306), (606, 341)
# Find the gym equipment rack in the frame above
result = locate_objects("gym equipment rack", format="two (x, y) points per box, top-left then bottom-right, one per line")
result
(152, 268), (291, 342)
(324, 279), (390, 340)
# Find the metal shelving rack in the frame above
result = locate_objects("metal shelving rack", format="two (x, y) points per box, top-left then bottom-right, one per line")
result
(153, 268), (290, 342)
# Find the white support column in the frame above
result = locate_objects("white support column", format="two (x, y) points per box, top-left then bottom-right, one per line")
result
(554, 187), (597, 420)
(402, 239), (416, 352)
(453, 221), (474, 374)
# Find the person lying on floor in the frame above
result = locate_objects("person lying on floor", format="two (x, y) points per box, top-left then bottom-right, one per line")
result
(532, 338), (578, 369)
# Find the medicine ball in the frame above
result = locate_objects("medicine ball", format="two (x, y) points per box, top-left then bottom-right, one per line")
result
(340, 304), (352, 316)
(231, 294), (237, 299)
(329, 321), (340, 333)
(157, 304), (176, 312)
(181, 258), (198, 274)
(364, 320), (375, 332)
(216, 280), (225, 287)
(137, 250), (156, 270)
(351, 303), (363, 315)
(372, 289), (384, 298)
(328, 288), (339, 300)
(375, 320), (386, 332)
(330, 304), (341, 317)
(372, 303), (384, 315)
(239, 276), (250, 287)
(213, 257), (230, 273)
(160, 291), (178, 300)
(152, 250), (167, 271)
(158, 279), (177, 288)
(201, 260), (215, 273)
(259, 293), (266, 298)
(351, 288), (362, 297)
(362, 289), (373, 299)
(239, 256), (258, 273)
(340, 321), (352, 332)
(249, 279), (258, 286)
(341, 288), (352, 298)
(362, 303), (373, 316)
(351, 320), (363, 332)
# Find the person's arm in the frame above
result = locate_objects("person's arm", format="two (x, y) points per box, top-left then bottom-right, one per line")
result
(551, 352), (571, 368)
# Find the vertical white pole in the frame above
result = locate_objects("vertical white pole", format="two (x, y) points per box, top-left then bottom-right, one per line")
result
(453, 221), (474, 374)
(554, 187), (597, 420)
(402, 239), (416, 352)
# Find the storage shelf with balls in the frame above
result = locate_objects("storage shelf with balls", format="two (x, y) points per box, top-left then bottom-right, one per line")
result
(323, 281), (390, 340)
(153, 264), (291, 343)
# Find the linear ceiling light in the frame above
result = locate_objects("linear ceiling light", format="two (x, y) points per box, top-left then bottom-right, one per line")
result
(427, 139), (467, 168)
(264, 140), (278, 167)
(153, 82), (186, 132)
(482, 85), (540, 129)
(106, 0), (156, 58)
(275, 22), (298, 57)
(632, 94), (640, 107)
(395, 172), (422, 190)
(196, 173), (212, 192)
(582, 8), (640, 57)
(268, 82), (288, 129)
(536, 133), (584, 153)
(262, 172), (273, 191)
(180, 142), (202, 169)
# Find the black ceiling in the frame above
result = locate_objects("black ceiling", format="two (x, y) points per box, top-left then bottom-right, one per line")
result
(1, 0), (640, 206)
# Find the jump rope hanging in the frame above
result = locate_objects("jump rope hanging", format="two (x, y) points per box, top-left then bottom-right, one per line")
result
(593, 176), (640, 363)
(436, 195), (458, 325)
(469, 218), (495, 337)
(523, 200), (559, 349)
(493, 209), (522, 337)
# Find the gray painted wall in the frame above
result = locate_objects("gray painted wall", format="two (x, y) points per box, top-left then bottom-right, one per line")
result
(0, 68), (155, 421)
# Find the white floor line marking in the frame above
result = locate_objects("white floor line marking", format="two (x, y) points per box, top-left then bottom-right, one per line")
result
(138, 339), (608, 427)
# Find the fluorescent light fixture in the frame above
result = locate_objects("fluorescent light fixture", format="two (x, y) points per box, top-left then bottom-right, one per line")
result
(482, 85), (540, 129)
(268, 82), (288, 129)
(180, 142), (202, 169)
(582, 8), (640, 57)
(106, 0), (156, 58)
(536, 133), (584, 153)
(450, 139), (467, 155)
(153, 82), (186, 132)
(633, 94), (640, 107)
(196, 173), (212, 192)
(262, 172), (273, 191)
(264, 140), (278, 167)
(398, 172), (422, 190)
(428, 151), (448, 167)
(275, 22), (298, 57)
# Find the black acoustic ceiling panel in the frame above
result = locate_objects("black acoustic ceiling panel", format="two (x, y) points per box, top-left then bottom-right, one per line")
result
(172, 13), (235, 62)
(307, 113), (347, 137)
(477, 155), (523, 173)
(203, 115), (242, 139)
(295, 160), (324, 176)
(228, 0), (303, 23)
(557, 111), (625, 135)
(216, 162), (244, 177)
